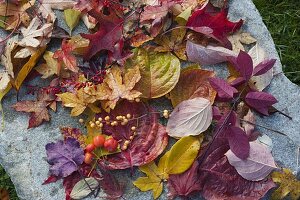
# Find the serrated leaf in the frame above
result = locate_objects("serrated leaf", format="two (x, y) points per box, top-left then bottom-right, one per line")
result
(225, 142), (277, 181)
(70, 178), (99, 200)
(64, 9), (81, 33)
(130, 48), (180, 98)
(167, 98), (212, 137)
(166, 136), (202, 174)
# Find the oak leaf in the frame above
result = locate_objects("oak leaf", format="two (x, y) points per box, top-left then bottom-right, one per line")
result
(271, 168), (300, 200)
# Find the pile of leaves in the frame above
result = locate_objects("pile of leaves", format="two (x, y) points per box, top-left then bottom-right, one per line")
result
(0, 0), (299, 199)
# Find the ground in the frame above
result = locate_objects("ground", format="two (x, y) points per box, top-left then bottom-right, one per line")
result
(0, 0), (299, 199)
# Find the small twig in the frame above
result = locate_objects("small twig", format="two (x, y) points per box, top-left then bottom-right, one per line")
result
(274, 108), (293, 120)
(240, 118), (287, 136)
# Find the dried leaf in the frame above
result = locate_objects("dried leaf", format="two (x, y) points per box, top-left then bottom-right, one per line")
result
(53, 39), (78, 72)
(271, 168), (300, 200)
(228, 32), (257, 52)
(169, 67), (216, 107)
(225, 142), (277, 181)
(130, 48), (181, 98)
(35, 51), (59, 78)
(167, 98), (212, 138)
(0, 72), (10, 92)
(70, 178), (99, 200)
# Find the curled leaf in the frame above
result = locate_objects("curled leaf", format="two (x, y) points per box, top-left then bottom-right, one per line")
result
(167, 98), (212, 138)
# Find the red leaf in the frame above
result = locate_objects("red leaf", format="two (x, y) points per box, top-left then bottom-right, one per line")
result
(99, 170), (124, 199)
(209, 77), (238, 100)
(225, 126), (250, 160)
(230, 51), (253, 81)
(98, 101), (168, 169)
(63, 172), (81, 200)
(12, 90), (54, 128)
(199, 138), (276, 200)
(245, 91), (278, 115)
(53, 39), (78, 72)
(167, 161), (201, 199)
(81, 10), (123, 60)
(253, 59), (276, 76)
(186, 6), (243, 47)
(42, 175), (60, 185)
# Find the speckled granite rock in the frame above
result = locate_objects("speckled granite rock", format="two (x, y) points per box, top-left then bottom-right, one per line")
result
(0, 0), (299, 199)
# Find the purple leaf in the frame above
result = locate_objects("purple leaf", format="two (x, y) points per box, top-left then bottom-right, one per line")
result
(226, 126), (250, 159)
(253, 59), (276, 76)
(231, 51), (253, 81)
(225, 142), (277, 181)
(212, 106), (222, 120)
(209, 77), (238, 100)
(245, 91), (278, 115)
(99, 170), (124, 199)
(46, 138), (84, 177)
(216, 111), (238, 130)
(186, 41), (237, 65)
(167, 161), (201, 199)
(230, 77), (246, 87)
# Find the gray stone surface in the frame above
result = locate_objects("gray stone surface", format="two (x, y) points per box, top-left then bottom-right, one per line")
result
(0, 0), (299, 199)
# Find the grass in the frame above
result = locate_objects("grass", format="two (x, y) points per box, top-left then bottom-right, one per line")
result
(0, 1), (299, 199)
(253, 0), (300, 85)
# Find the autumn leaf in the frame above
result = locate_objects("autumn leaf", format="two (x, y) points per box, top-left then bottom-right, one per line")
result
(209, 77), (238, 100)
(153, 28), (187, 60)
(57, 88), (96, 116)
(228, 31), (257, 52)
(64, 9), (81, 33)
(35, 51), (59, 78)
(169, 67), (216, 107)
(229, 50), (254, 81)
(129, 48), (181, 98)
(167, 98), (212, 138)
(100, 65), (141, 111)
(186, 5), (243, 47)
(12, 89), (55, 128)
(53, 39), (78, 73)
(271, 168), (300, 200)
(245, 91), (278, 115)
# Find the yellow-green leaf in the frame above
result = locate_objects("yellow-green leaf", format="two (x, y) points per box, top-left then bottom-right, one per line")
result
(133, 177), (163, 199)
(64, 9), (81, 33)
(166, 136), (202, 174)
(175, 6), (192, 25)
(129, 48), (181, 98)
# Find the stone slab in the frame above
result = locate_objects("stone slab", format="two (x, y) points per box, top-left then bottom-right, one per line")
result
(0, 0), (299, 199)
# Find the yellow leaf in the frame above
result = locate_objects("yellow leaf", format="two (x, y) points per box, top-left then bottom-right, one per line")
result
(166, 136), (202, 174)
(64, 9), (81, 33)
(11, 46), (46, 90)
(130, 49), (181, 98)
(271, 168), (300, 200)
(154, 28), (187, 60)
(57, 88), (96, 116)
(69, 35), (89, 55)
(35, 51), (59, 78)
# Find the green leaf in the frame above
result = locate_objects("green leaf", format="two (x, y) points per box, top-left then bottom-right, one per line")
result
(70, 178), (99, 200)
(129, 48), (181, 98)
(166, 136), (202, 174)
(64, 9), (81, 33)
(175, 6), (192, 25)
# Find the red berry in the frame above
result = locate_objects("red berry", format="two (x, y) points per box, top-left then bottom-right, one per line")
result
(84, 152), (93, 164)
(104, 138), (118, 152)
(93, 135), (105, 147)
(85, 144), (95, 152)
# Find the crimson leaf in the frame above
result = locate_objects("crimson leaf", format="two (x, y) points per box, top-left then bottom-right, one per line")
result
(198, 138), (276, 199)
(253, 59), (276, 76)
(99, 170), (124, 199)
(186, 5), (243, 47)
(225, 126), (250, 159)
(209, 77), (238, 100)
(230, 50), (253, 81)
(245, 91), (277, 115)
(167, 161), (201, 199)
(46, 138), (84, 177)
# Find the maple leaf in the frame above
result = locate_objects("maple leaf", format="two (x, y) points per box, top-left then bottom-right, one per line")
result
(35, 51), (59, 78)
(57, 88), (96, 116)
(87, 65), (141, 111)
(12, 90), (55, 128)
(198, 138), (276, 200)
(167, 161), (201, 199)
(18, 16), (53, 48)
(81, 10), (123, 60)
(271, 168), (300, 200)
(53, 39), (78, 73)
(98, 101), (168, 169)
(153, 28), (187, 60)
(46, 138), (84, 177)
(186, 5), (243, 47)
